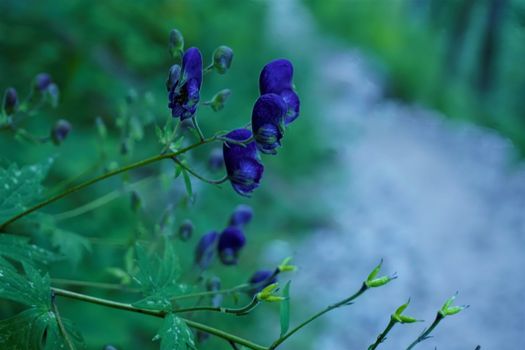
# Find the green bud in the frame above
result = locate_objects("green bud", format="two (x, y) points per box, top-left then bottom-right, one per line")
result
(365, 259), (397, 288)
(168, 29), (184, 59)
(391, 299), (421, 324)
(398, 315), (419, 323)
(212, 46), (233, 74)
(439, 293), (469, 317)
(256, 282), (282, 302)
(210, 89), (231, 112)
(278, 256), (297, 273)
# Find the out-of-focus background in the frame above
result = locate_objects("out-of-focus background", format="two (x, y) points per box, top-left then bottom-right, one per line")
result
(1, 0), (524, 349)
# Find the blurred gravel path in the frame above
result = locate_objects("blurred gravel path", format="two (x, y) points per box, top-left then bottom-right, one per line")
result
(265, 1), (525, 349)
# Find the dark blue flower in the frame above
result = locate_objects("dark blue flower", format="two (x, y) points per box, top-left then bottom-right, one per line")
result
(251, 93), (287, 154)
(34, 73), (52, 92)
(3, 87), (18, 115)
(194, 231), (218, 269)
(168, 47), (203, 120)
(259, 59), (300, 125)
(229, 204), (253, 227)
(51, 119), (72, 145)
(217, 226), (246, 265)
(223, 129), (264, 196)
(248, 269), (278, 294)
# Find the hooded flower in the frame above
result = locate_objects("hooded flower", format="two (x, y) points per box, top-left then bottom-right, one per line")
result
(248, 269), (278, 294)
(229, 204), (253, 227)
(223, 129), (264, 196)
(251, 93), (287, 154)
(194, 231), (218, 269)
(259, 59), (300, 125)
(34, 73), (52, 92)
(168, 47), (203, 120)
(217, 226), (246, 265)
(51, 119), (72, 145)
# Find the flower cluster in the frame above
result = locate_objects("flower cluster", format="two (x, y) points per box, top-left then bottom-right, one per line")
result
(164, 31), (299, 197)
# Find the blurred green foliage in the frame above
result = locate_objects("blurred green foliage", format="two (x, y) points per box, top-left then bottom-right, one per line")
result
(306, 0), (525, 153)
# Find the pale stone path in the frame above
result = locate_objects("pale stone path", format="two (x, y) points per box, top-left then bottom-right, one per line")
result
(262, 1), (525, 349)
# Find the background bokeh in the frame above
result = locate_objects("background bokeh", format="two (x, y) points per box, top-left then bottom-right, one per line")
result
(1, 0), (524, 349)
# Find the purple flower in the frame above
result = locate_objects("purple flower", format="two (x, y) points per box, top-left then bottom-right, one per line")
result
(178, 219), (194, 241)
(217, 226), (246, 265)
(251, 93), (287, 154)
(223, 129), (264, 196)
(194, 231), (218, 269)
(34, 73), (52, 92)
(248, 269), (278, 293)
(3, 87), (18, 115)
(229, 204), (253, 227)
(259, 59), (300, 125)
(51, 119), (72, 145)
(168, 47), (203, 120)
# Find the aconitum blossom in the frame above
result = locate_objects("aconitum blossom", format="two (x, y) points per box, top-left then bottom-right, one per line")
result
(223, 129), (264, 196)
(168, 47), (203, 120)
(217, 226), (246, 265)
(194, 231), (218, 269)
(259, 59), (300, 125)
(229, 204), (253, 227)
(248, 269), (277, 293)
(251, 93), (287, 154)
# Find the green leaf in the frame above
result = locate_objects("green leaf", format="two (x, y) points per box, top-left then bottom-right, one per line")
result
(280, 281), (291, 337)
(181, 168), (193, 199)
(153, 313), (196, 350)
(50, 229), (91, 266)
(0, 159), (53, 224)
(132, 240), (183, 310)
(0, 233), (60, 267)
(0, 260), (50, 307)
(0, 308), (85, 349)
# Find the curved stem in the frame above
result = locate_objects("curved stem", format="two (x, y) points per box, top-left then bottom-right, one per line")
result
(51, 291), (76, 350)
(0, 137), (216, 230)
(368, 318), (397, 350)
(191, 115), (205, 142)
(175, 297), (259, 316)
(51, 278), (139, 292)
(51, 287), (267, 350)
(269, 283), (369, 350)
(172, 157), (228, 185)
(171, 283), (250, 302)
(406, 313), (444, 350)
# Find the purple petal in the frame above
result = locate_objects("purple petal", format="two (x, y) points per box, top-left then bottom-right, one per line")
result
(259, 59), (293, 94)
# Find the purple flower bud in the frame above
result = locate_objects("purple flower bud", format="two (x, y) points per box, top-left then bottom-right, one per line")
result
(2, 87), (18, 115)
(47, 83), (60, 107)
(51, 119), (72, 145)
(223, 129), (264, 196)
(194, 231), (218, 269)
(259, 59), (300, 125)
(212, 46), (234, 74)
(248, 269), (278, 293)
(34, 73), (52, 92)
(251, 93), (287, 154)
(217, 226), (246, 265)
(208, 147), (224, 171)
(178, 219), (194, 241)
(166, 64), (181, 91)
(168, 47), (203, 120)
(229, 204), (253, 227)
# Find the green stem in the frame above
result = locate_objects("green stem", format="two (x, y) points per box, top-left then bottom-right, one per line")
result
(406, 312), (444, 350)
(175, 297), (259, 316)
(192, 115), (205, 142)
(51, 287), (267, 350)
(172, 157), (228, 185)
(171, 283), (250, 302)
(368, 318), (397, 350)
(269, 283), (369, 350)
(0, 137), (216, 231)
(51, 291), (76, 350)
(51, 278), (139, 292)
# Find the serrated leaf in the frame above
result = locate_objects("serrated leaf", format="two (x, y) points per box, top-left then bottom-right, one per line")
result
(50, 229), (91, 266)
(132, 240), (183, 310)
(0, 308), (85, 350)
(280, 281), (291, 337)
(0, 233), (60, 267)
(153, 313), (196, 350)
(0, 159), (53, 224)
(0, 260), (50, 307)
